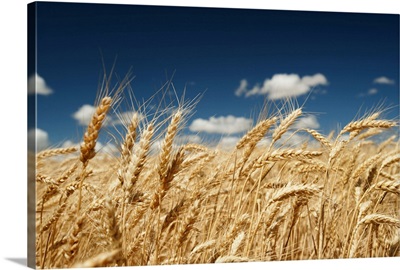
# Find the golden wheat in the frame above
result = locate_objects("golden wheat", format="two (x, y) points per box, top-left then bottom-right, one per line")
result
(34, 81), (400, 268)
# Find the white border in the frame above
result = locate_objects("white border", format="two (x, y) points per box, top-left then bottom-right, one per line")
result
(0, 1), (398, 269)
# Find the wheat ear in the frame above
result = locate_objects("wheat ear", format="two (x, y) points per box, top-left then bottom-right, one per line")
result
(79, 96), (112, 165)
(374, 180), (400, 194)
(349, 214), (400, 257)
(340, 119), (396, 136)
(347, 112), (380, 140)
(150, 110), (183, 210)
(236, 117), (277, 149)
(176, 199), (200, 246)
(271, 108), (302, 145)
(118, 112), (139, 186)
(306, 129), (332, 149)
(40, 202), (67, 234)
(63, 214), (84, 263)
(256, 149), (322, 167)
(125, 123), (154, 193)
(77, 96), (112, 213)
(380, 153), (400, 170)
(266, 184), (322, 207)
(219, 214), (249, 253)
(151, 147), (185, 209)
(158, 110), (182, 181)
(183, 143), (209, 152)
(37, 147), (78, 159)
(237, 118), (277, 176)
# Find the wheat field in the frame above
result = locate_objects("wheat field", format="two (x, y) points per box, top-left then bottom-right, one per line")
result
(33, 79), (399, 269)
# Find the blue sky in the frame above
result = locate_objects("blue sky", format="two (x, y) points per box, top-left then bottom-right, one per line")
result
(28, 2), (399, 151)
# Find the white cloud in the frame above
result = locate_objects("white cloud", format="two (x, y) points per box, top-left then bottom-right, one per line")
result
(96, 141), (119, 155)
(175, 135), (202, 145)
(150, 135), (203, 154)
(218, 136), (240, 150)
(340, 134), (350, 142)
(276, 132), (308, 147)
(257, 137), (272, 148)
(301, 74), (328, 87)
(373, 76), (395, 85)
(256, 133), (309, 148)
(28, 128), (49, 151)
(358, 88), (379, 98)
(189, 115), (252, 134)
(62, 140), (79, 148)
(73, 106), (142, 127)
(235, 79), (249, 96)
(235, 73), (328, 99)
(259, 74), (309, 98)
(150, 139), (163, 154)
(246, 84), (262, 97)
(72, 104), (112, 126)
(28, 73), (53, 95)
(72, 104), (97, 126)
(293, 115), (320, 129)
